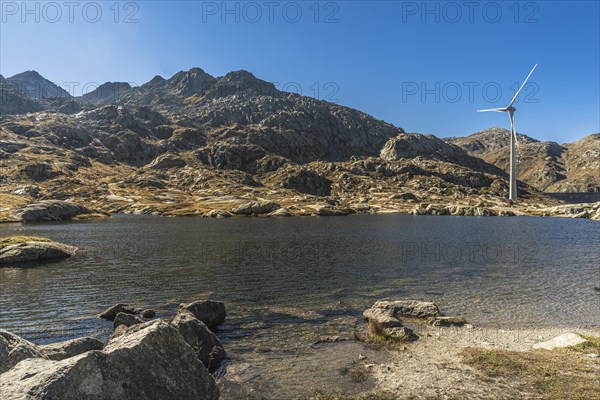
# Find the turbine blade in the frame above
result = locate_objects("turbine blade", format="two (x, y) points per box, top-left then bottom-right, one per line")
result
(508, 64), (538, 108)
(476, 108), (507, 112)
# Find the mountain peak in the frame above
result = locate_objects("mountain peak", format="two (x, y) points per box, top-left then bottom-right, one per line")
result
(166, 68), (216, 96)
(81, 82), (133, 105)
(7, 70), (71, 99)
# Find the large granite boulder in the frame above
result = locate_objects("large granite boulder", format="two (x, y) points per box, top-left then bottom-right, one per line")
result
(147, 153), (187, 169)
(0, 329), (46, 374)
(16, 200), (95, 223)
(0, 321), (219, 400)
(113, 312), (144, 330)
(39, 337), (104, 361)
(179, 300), (226, 330)
(0, 241), (77, 265)
(281, 167), (332, 196)
(172, 311), (226, 371)
(363, 307), (404, 329)
(369, 299), (442, 319)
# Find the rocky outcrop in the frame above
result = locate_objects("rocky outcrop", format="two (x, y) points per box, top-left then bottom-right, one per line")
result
(172, 311), (226, 371)
(232, 200), (280, 216)
(275, 165), (332, 196)
(196, 141), (266, 172)
(0, 240), (77, 265)
(22, 162), (60, 181)
(179, 300), (226, 330)
(147, 153), (187, 169)
(381, 133), (467, 163)
(16, 200), (96, 222)
(39, 337), (104, 361)
(113, 312), (144, 329)
(0, 329), (46, 373)
(365, 300), (442, 321)
(204, 209), (232, 218)
(0, 321), (220, 400)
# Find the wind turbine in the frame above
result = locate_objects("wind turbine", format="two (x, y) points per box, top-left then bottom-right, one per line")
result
(477, 64), (538, 202)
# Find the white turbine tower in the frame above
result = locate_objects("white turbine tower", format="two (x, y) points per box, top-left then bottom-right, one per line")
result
(477, 64), (538, 202)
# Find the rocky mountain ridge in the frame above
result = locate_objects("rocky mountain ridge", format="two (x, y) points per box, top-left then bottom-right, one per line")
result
(446, 128), (600, 192)
(0, 68), (597, 220)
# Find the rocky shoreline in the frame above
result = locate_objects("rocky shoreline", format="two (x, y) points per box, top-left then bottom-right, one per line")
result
(2, 298), (598, 399)
(0, 299), (227, 399)
(1, 197), (599, 223)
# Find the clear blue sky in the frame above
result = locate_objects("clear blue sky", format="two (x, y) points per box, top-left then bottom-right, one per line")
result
(1, 1), (598, 143)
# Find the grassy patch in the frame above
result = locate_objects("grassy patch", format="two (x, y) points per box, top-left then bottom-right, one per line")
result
(0, 236), (52, 249)
(72, 213), (109, 220)
(568, 335), (600, 354)
(461, 341), (600, 400)
(364, 320), (412, 349)
(0, 212), (19, 223)
(304, 393), (398, 400)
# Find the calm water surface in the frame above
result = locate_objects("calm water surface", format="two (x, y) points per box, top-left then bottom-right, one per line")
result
(1, 214), (598, 358)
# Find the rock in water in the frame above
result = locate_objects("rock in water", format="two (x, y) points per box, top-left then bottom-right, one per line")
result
(39, 337), (104, 361)
(179, 300), (226, 330)
(533, 333), (588, 350)
(371, 299), (442, 319)
(0, 321), (219, 400)
(0, 241), (77, 265)
(428, 316), (468, 327)
(172, 311), (226, 371)
(0, 329), (46, 373)
(98, 304), (139, 321)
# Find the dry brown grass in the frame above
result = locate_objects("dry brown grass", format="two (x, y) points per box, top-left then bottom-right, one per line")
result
(0, 236), (52, 249)
(461, 336), (600, 400)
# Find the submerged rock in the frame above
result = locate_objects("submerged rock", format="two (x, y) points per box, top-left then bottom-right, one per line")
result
(39, 337), (104, 361)
(0, 329), (46, 374)
(172, 311), (226, 371)
(179, 300), (226, 330)
(0, 240), (77, 265)
(0, 321), (219, 400)
(428, 316), (468, 327)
